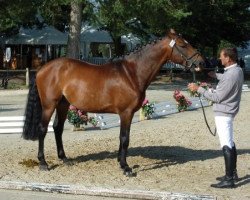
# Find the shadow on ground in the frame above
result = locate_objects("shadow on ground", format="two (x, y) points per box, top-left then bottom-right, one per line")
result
(69, 145), (250, 170)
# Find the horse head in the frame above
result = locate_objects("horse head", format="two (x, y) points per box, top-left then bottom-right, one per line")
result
(167, 29), (205, 72)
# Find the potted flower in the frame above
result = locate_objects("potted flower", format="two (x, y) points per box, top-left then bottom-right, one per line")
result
(173, 90), (192, 112)
(67, 105), (98, 131)
(139, 98), (155, 121)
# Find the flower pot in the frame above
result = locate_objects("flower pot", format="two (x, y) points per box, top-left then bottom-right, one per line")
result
(139, 108), (148, 121)
(72, 123), (84, 131)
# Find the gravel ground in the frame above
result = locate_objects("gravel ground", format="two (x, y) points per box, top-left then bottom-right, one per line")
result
(0, 82), (250, 200)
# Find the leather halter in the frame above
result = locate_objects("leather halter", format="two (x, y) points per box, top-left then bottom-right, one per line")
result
(169, 37), (201, 69)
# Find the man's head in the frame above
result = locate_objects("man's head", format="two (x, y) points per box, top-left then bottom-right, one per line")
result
(219, 48), (238, 67)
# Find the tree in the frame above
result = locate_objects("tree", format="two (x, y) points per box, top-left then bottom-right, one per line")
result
(94, 0), (191, 56)
(95, 0), (152, 56)
(94, 0), (134, 56)
(0, 0), (88, 60)
(0, 0), (249, 59)
(66, 1), (83, 59)
(178, 0), (250, 56)
(128, 0), (191, 37)
(39, 0), (94, 59)
(0, 0), (39, 37)
(38, 0), (71, 32)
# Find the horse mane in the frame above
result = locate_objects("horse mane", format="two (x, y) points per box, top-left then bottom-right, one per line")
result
(126, 37), (164, 57)
(108, 36), (165, 64)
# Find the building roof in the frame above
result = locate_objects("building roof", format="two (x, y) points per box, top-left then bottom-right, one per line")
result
(5, 26), (67, 45)
(80, 25), (141, 47)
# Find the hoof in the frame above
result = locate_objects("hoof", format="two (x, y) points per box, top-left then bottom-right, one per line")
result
(63, 158), (74, 166)
(124, 171), (137, 177)
(39, 164), (49, 171)
(123, 166), (137, 177)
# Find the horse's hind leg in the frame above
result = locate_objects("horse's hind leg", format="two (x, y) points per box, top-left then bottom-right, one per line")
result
(53, 98), (69, 163)
(38, 107), (56, 171)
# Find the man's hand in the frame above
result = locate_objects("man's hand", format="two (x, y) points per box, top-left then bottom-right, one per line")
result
(188, 83), (199, 92)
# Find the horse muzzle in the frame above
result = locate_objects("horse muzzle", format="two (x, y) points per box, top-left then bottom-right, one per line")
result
(189, 60), (206, 72)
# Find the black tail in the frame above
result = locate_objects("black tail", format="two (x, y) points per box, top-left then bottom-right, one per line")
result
(22, 80), (42, 141)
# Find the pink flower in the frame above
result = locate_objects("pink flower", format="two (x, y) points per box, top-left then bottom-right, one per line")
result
(142, 98), (149, 106)
(78, 110), (83, 117)
(69, 105), (77, 111)
(173, 90), (185, 101)
(187, 100), (192, 106)
(81, 114), (88, 121)
(173, 90), (191, 112)
(174, 90), (180, 96)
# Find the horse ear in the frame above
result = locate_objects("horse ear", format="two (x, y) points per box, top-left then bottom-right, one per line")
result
(169, 29), (176, 34)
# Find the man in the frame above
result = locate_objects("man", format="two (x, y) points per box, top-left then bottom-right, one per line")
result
(188, 47), (243, 188)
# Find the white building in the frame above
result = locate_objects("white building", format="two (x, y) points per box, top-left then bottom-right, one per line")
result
(238, 42), (250, 72)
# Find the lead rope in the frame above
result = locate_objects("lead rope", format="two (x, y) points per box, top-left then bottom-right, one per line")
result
(198, 96), (216, 136)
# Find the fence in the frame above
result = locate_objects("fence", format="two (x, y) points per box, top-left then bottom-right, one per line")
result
(1, 59), (249, 90)
(0, 59), (189, 89)
(0, 68), (36, 88)
(0, 116), (53, 134)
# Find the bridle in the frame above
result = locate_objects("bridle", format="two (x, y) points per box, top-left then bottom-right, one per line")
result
(169, 36), (201, 70)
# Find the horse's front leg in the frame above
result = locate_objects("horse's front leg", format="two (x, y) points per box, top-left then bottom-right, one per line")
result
(118, 111), (134, 176)
(53, 112), (67, 162)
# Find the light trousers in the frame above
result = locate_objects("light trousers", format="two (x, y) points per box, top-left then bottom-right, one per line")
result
(215, 116), (234, 148)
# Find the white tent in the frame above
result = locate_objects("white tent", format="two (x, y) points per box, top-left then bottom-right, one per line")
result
(80, 25), (141, 58)
(121, 33), (141, 49)
(238, 41), (250, 70)
(5, 26), (67, 45)
(81, 25), (140, 44)
(81, 26), (113, 43)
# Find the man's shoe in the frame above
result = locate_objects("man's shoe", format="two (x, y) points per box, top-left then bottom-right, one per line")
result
(216, 170), (238, 182)
(211, 176), (235, 188)
(217, 144), (238, 182)
(211, 146), (236, 188)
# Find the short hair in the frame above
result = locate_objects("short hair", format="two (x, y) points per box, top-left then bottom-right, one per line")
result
(221, 47), (238, 62)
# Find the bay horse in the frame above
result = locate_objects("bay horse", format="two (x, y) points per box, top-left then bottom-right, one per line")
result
(23, 29), (205, 176)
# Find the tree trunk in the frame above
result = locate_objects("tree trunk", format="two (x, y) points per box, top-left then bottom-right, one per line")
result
(66, 1), (83, 59)
(112, 36), (124, 57)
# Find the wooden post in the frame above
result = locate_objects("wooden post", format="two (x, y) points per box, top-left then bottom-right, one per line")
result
(170, 67), (173, 82)
(26, 68), (29, 87)
(192, 71), (196, 82)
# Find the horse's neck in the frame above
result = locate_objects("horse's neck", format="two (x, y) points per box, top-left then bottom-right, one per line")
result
(126, 38), (171, 91)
